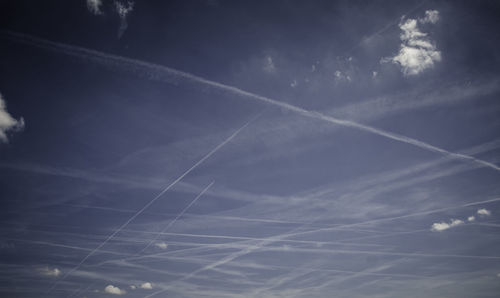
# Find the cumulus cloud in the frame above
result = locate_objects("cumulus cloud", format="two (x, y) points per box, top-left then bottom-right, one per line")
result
(140, 282), (153, 289)
(86, 0), (103, 15)
(477, 208), (491, 216)
(467, 216), (475, 222)
(0, 93), (24, 143)
(130, 285), (137, 290)
(104, 285), (127, 295)
(431, 219), (464, 232)
(154, 242), (168, 249)
(382, 10), (441, 76)
(420, 10), (440, 24)
(38, 267), (61, 277)
(115, 1), (134, 38)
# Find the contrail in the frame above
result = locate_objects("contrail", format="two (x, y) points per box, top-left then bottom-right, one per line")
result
(142, 197), (500, 297)
(3, 30), (499, 172)
(45, 114), (260, 294)
(137, 180), (215, 254)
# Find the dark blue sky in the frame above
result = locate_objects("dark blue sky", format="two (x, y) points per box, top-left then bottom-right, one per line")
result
(1, 1), (500, 297)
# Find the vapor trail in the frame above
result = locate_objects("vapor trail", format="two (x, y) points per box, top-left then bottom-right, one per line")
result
(142, 196), (500, 297)
(45, 114), (259, 294)
(3, 30), (499, 172)
(137, 181), (215, 254)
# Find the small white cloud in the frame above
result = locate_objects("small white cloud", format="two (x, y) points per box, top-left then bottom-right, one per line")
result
(154, 242), (168, 249)
(86, 0), (103, 15)
(467, 216), (475, 222)
(382, 11), (441, 76)
(115, 1), (134, 38)
(290, 79), (298, 88)
(311, 64), (316, 72)
(431, 219), (464, 232)
(333, 70), (352, 83)
(263, 56), (276, 73)
(0, 93), (24, 143)
(38, 267), (61, 277)
(104, 285), (127, 295)
(130, 285), (137, 290)
(420, 10), (440, 24)
(477, 208), (491, 216)
(140, 282), (153, 290)
(372, 71), (378, 78)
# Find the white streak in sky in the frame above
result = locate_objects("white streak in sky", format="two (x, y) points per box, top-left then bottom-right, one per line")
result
(3, 31), (498, 172)
(138, 181), (215, 254)
(45, 114), (259, 293)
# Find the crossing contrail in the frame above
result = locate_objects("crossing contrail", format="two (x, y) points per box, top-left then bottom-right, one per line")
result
(137, 180), (215, 254)
(3, 30), (499, 172)
(45, 114), (260, 294)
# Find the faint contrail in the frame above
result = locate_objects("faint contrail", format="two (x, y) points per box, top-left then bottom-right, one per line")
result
(142, 196), (500, 297)
(45, 114), (260, 294)
(3, 30), (499, 172)
(137, 181), (215, 254)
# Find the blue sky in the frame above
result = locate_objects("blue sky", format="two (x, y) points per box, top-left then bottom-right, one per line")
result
(1, 1), (500, 297)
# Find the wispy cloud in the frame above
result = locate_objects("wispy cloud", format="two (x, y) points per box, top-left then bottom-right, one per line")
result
(419, 10), (439, 24)
(0, 93), (24, 143)
(38, 267), (61, 277)
(104, 285), (127, 295)
(115, 1), (134, 38)
(154, 242), (168, 249)
(86, 0), (103, 15)
(383, 10), (441, 75)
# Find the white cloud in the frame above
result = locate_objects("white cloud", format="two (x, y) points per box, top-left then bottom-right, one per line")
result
(38, 267), (61, 277)
(86, 0), (103, 15)
(140, 282), (153, 289)
(477, 208), (491, 216)
(154, 242), (168, 249)
(263, 56), (276, 73)
(0, 93), (24, 143)
(467, 216), (475, 222)
(420, 10), (440, 24)
(431, 219), (464, 232)
(334, 70), (352, 82)
(130, 285), (136, 290)
(104, 285), (127, 295)
(382, 11), (441, 76)
(115, 1), (134, 38)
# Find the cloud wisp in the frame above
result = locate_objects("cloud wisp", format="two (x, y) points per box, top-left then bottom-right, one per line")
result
(115, 1), (134, 38)
(0, 93), (24, 143)
(86, 0), (103, 15)
(383, 10), (441, 75)
(38, 267), (61, 277)
(3, 31), (499, 173)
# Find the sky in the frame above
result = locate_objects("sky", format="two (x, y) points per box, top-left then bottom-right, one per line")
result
(1, 0), (500, 297)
